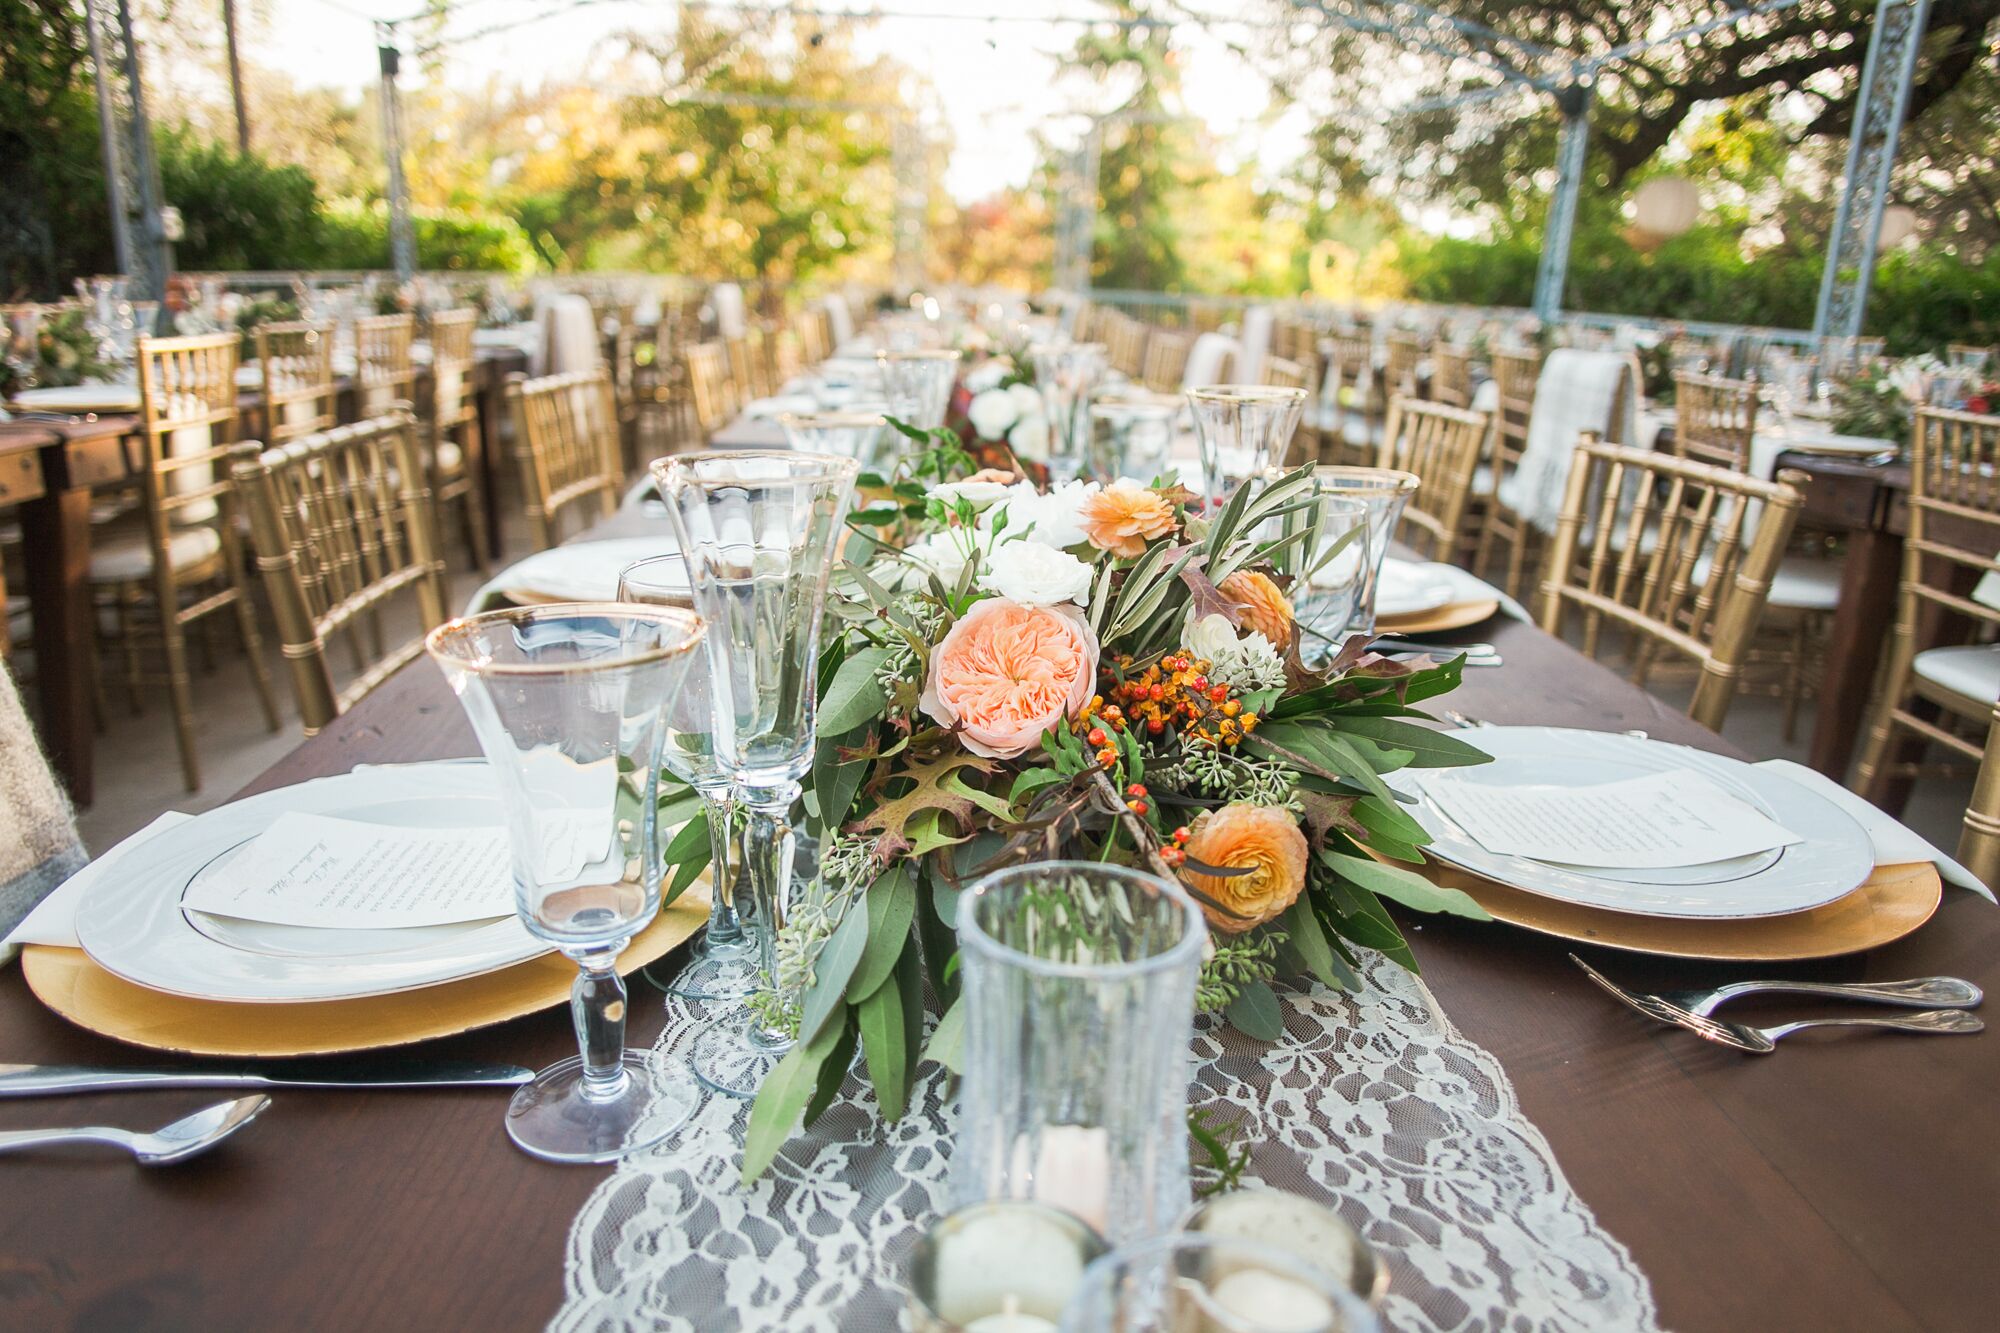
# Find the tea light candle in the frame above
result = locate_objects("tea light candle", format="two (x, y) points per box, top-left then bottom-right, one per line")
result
(1016, 1124), (1112, 1236)
(909, 1200), (1107, 1333)
(963, 1295), (1059, 1333)
(1205, 1269), (1339, 1332)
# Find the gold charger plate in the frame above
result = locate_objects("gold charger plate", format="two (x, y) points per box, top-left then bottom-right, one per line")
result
(21, 891), (708, 1057)
(1377, 599), (1501, 635)
(1437, 861), (1941, 961)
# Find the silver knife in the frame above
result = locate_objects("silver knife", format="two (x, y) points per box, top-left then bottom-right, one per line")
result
(0, 1061), (534, 1097)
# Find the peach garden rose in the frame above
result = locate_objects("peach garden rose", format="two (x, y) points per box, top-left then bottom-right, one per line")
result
(920, 597), (1101, 758)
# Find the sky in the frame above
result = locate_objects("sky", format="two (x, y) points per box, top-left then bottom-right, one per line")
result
(259, 0), (1317, 202)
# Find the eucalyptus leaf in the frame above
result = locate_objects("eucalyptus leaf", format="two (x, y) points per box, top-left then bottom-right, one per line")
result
(797, 896), (871, 1044)
(923, 995), (966, 1074)
(803, 1015), (859, 1127)
(846, 864), (918, 1001)
(741, 1016), (847, 1183)
(1280, 897), (1346, 992)
(818, 645), (895, 738)
(1331, 716), (1495, 769)
(1324, 852), (1491, 921)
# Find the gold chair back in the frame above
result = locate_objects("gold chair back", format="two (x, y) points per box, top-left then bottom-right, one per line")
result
(1959, 699), (2000, 891)
(1319, 334), (1378, 466)
(1672, 371), (1759, 471)
(684, 340), (738, 435)
(252, 321), (336, 446)
(1142, 330), (1192, 393)
(1538, 439), (1805, 732)
(231, 411), (447, 735)
(354, 313), (417, 414)
(507, 368), (623, 550)
(1384, 332), (1424, 400)
(726, 327), (771, 402)
(1106, 314), (1148, 378)
(1431, 344), (1473, 409)
(1473, 347), (1544, 594)
(1375, 396), (1490, 561)
(792, 307), (828, 366)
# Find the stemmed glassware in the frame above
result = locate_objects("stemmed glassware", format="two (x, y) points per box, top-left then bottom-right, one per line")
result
(617, 555), (757, 1002)
(427, 604), (707, 1163)
(653, 451), (860, 1097)
(877, 349), (962, 430)
(1187, 385), (1307, 507)
(778, 410), (891, 473)
(1286, 496), (1371, 668)
(1031, 341), (1110, 482)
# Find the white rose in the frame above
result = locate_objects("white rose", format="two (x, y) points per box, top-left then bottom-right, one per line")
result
(964, 361), (1008, 393)
(979, 540), (1094, 606)
(931, 479), (1010, 509)
(1007, 382), (1044, 418)
(967, 388), (1019, 440)
(1008, 414), (1051, 462)
(984, 479), (1096, 547)
(902, 531), (984, 590)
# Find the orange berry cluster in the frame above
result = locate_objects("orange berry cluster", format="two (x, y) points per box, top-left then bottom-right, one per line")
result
(1158, 823), (1193, 867)
(1078, 652), (1261, 752)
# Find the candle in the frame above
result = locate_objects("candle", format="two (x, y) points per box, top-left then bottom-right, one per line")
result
(912, 1201), (1105, 1332)
(1204, 1269), (1338, 1333)
(962, 1295), (1059, 1333)
(1013, 1124), (1112, 1236)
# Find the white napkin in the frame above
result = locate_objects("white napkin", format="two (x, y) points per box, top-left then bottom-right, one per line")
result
(1, 811), (194, 963)
(1754, 759), (1993, 902)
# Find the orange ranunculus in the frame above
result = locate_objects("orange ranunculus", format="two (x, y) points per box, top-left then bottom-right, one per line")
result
(1078, 478), (1179, 559)
(920, 598), (1101, 759)
(1181, 803), (1310, 933)
(1218, 570), (1292, 645)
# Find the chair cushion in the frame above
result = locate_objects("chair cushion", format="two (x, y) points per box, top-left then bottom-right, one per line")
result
(435, 440), (463, 474)
(87, 525), (222, 583)
(1762, 554), (1843, 611)
(1912, 644), (2000, 704)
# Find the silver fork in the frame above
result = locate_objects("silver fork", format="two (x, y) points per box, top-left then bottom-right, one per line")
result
(1569, 953), (1981, 1018)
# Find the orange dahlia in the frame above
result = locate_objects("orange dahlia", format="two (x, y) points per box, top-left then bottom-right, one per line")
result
(1078, 479), (1179, 559)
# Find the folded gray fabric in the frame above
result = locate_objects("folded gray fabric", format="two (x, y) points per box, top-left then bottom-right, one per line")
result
(0, 661), (85, 936)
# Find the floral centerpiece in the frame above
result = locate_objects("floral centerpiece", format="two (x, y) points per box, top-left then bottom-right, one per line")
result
(16, 308), (116, 389)
(706, 426), (1492, 1179)
(1824, 353), (1999, 441)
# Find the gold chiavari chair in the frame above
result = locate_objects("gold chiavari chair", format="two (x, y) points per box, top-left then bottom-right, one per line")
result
(792, 306), (828, 367)
(1142, 330), (1192, 393)
(762, 318), (796, 394)
(1106, 314), (1148, 378)
(97, 332), (279, 789)
(1320, 333), (1378, 467)
(1672, 371), (1759, 471)
(231, 411), (448, 737)
(252, 321), (336, 447)
(1473, 347), (1544, 598)
(1384, 332), (1424, 401)
(1958, 698), (2000, 891)
(507, 369), (623, 551)
(1854, 406), (2000, 809)
(354, 313), (417, 415)
(424, 308), (488, 570)
(684, 339), (739, 439)
(1539, 438), (1806, 733)
(1431, 344), (1473, 410)
(1375, 396), (1490, 563)
(725, 326), (771, 403)
(1262, 355), (1315, 465)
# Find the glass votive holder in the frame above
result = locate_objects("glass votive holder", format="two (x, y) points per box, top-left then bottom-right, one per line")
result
(1058, 1232), (1380, 1333)
(952, 862), (1207, 1244)
(1180, 1188), (1388, 1310)
(908, 1200), (1111, 1333)
(1308, 467), (1419, 637)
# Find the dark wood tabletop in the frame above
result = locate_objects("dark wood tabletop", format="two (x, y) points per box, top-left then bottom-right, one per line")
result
(1, 519), (1995, 1331)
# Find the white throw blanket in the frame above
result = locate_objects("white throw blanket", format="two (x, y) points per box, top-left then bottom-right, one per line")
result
(711, 282), (748, 339)
(822, 294), (855, 347)
(1236, 305), (1274, 383)
(1497, 349), (1640, 535)
(1181, 332), (1240, 389)
(535, 295), (600, 376)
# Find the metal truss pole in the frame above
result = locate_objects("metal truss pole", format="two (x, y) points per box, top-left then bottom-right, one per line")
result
(1813, 0), (1932, 343)
(1055, 123), (1102, 295)
(85, 0), (174, 327)
(1532, 80), (1592, 323)
(377, 23), (418, 282)
(892, 115), (926, 293)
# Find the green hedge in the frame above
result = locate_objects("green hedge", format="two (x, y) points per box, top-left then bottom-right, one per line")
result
(315, 199), (539, 275)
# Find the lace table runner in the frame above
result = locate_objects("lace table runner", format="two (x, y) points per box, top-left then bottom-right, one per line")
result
(555, 952), (1661, 1332)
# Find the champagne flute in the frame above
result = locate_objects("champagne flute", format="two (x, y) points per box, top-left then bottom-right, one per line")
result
(653, 450), (860, 1097)
(427, 604), (706, 1163)
(618, 555), (757, 1002)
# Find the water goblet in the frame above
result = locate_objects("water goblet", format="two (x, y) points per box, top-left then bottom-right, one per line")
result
(1308, 467), (1419, 639)
(878, 349), (962, 430)
(1091, 390), (1181, 482)
(1285, 496), (1370, 669)
(1031, 341), (1110, 483)
(1059, 1233), (1380, 1333)
(653, 450), (860, 1097)
(426, 604), (706, 1163)
(618, 555), (758, 1002)
(1187, 386), (1307, 508)
(778, 410), (891, 474)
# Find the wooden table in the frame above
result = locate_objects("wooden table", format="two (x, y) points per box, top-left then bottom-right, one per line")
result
(2, 521), (1996, 1330)
(0, 415), (141, 805)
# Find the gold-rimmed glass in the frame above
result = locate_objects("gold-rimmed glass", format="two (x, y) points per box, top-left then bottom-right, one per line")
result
(1308, 467), (1420, 638)
(877, 349), (962, 431)
(1187, 385), (1306, 506)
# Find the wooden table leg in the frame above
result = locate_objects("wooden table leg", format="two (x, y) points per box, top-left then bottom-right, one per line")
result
(1808, 523), (1903, 780)
(17, 483), (95, 805)
(477, 367), (506, 561)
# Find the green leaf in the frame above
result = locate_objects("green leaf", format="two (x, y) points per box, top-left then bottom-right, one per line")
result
(846, 864), (918, 1001)
(803, 1014), (859, 1128)
(1351, 790), (1430, 848)
(1008, 767), (1067, 806)
(661, 805), (714, 902)
(1330, 716), (1495, 769)
(1280, 897), (1352, 991)
(818, 644), (895, 737)
(923, 995), (966, 1074)
(1225, 979), (1285, 1040)
(857, 938), (922, 1121)
(1324, 852), (1491, 921)
(741, 1016), (847, 1183)
(811, 724), (871, 838)
(797, 896), (871, 1044)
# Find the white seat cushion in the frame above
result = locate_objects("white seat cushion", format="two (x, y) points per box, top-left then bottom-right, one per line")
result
(1912, 644), (2000, 703)
(88, 525), (222, 583)
(1761, 554), (1843, 612)
(435, 440), (463, 474)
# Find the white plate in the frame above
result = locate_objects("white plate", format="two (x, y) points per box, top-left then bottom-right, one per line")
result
(1396, 727), (1874, 919)
(494, 535), (683, 605)
(75, 763), (549, 1002)
(10, 384), (142, 413)
(1376, 559), (1458, 617)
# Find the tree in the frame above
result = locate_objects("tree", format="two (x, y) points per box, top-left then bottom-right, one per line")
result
(1, 1), (113, 298)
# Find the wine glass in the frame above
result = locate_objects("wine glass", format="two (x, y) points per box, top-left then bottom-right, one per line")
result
(1285, 496), (1371, 668)
(1308, 467), (1420, 638)
(1031, 341), (1110, 482)
(877, 349), (961, 430)
(427, 604), (706, 1163)
(653, 450), (860, 1097)
(617, 555), (757, 1002)
(1187, 386), (1307, 508)
(778, 410), (891, 473)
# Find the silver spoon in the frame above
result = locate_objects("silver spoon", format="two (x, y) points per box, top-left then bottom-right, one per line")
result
(0, 1094), (271, 1166)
